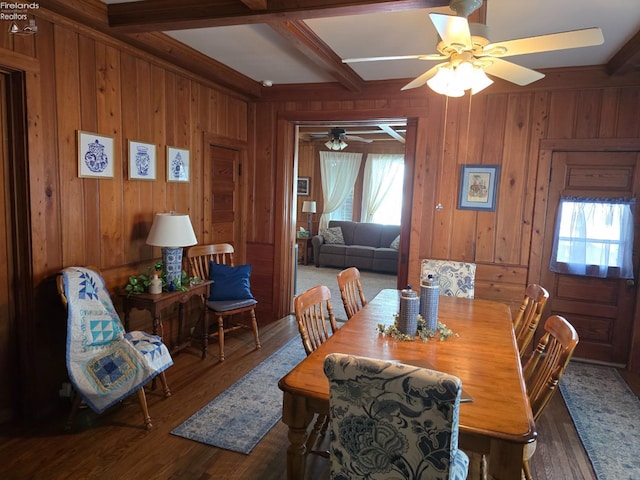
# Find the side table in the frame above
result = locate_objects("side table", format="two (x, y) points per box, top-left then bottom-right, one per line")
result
(296, 237), (313, 265)
(120, 280), (213, 358)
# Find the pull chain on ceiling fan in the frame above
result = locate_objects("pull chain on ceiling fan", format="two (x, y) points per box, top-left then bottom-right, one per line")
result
(342, 0), (604, 97)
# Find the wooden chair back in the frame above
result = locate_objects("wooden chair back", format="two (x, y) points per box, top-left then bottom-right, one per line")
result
(186, 243), (235, 281)
(336, 267), (367, 319)
(522, 314), (579, 420)
(513, 284), (549, 357)
(294, 285), (338, 355)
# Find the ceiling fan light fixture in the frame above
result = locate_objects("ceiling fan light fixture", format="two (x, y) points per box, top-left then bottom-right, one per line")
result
(427, 61), (492, 97)
(325, 139), (347, 151)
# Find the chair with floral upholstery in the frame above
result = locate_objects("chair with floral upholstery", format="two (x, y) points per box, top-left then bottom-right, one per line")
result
(323, 353), (469, 480)
(421, 259), (476, 298)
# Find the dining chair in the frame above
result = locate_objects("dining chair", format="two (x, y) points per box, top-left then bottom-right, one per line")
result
(513, 283), (549, 359)
(521, 314), (579, 480)
(293, 284), (339, 457)
(336, 266), (367, 320)
(57, 266), (173, 430)
(420, 259), (476, 298)
(186, 243), (261, 361)
(323, 353), (469, 480)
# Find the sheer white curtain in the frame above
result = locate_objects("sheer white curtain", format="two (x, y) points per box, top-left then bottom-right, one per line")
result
(319, 151), (362, 231)
(549, 196), (635, 278)
(360, 154), (404, 222)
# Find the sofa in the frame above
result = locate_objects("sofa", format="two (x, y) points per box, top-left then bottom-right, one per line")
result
(311, 220), (400, 274)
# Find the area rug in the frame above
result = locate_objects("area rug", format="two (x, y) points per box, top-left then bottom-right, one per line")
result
(171, 337), (306, 454)
(559, 361), (640, 479)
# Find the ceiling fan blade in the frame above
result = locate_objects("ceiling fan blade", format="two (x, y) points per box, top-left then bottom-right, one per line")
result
(429, 13), (472, 50)
(345, 135), (373, 143)
(483, 58), (545, 86)
(343, 53), (446, 63)
(483, 28), (603, 58)
(401, 63), (448, 91)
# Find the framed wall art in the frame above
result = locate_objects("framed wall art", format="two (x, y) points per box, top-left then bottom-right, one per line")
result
(297, 176), (310, 196)
(128, 140), (157, 181)
(458, 164), (500, 211)
(77, 130), (115, 179)
(166, 146), (190, 183)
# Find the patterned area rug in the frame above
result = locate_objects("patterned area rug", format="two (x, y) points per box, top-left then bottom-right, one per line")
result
(559, 362), (640, 479)
(171, 338), (306, 454)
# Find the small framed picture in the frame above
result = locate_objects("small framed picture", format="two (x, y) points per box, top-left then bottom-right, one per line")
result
(77, 130), (115, 179)
(166, 146), (190, 183)
(297, 176), (310, 196)
(128, 140), (157, 181)
(458, 165), (500, 211)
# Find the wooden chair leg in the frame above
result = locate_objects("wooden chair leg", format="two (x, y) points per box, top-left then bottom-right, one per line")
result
(201, 309), (209, 360)
(218, 314), (225, 361)
(64, 392), (83, 431)
(522, 459), (532, 480)
(306, 414), (330, 458)
(136, 388), (152, 430)
(250, 309), (261, 349)
(157, 371), (172, 398)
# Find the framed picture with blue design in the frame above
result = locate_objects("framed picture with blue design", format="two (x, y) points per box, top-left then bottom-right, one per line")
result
(458, 164), (500, 211)
(128, 140), (157, 181)
(77, 130), (115, 179)
(166, 146), (190, 183)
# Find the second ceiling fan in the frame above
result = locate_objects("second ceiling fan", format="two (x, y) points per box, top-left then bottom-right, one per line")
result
(343, 2), (604, 96)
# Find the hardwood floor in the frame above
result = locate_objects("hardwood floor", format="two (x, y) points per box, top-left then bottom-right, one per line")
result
(0, 316), (635, 479)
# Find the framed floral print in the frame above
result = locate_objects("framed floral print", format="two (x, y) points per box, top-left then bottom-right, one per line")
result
(458, 164), (500, 211)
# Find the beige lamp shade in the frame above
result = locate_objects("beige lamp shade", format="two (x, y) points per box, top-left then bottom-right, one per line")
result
(146, 213), (197, 248)
(302, 201), (317, 214)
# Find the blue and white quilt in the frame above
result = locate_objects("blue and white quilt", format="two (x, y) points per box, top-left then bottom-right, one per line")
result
(62, 267), (173, 414)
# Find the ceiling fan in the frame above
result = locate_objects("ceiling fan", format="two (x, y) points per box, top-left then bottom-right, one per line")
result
(309, 127), (373, 150)
(342, 1), (604, 96)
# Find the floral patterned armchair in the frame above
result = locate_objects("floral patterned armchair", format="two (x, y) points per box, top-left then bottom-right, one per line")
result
(323, 353), (469, 480)
(421, 259), (476, 299)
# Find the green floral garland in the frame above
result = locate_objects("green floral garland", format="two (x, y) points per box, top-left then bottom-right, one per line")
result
(377, 314), (458, 342)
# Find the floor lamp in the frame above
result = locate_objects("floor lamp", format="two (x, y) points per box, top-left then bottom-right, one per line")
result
(302, 200), (316, 235)
(146, 212), (198, 290)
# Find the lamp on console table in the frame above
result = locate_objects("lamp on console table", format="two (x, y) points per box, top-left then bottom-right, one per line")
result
(146, 212), (197, 290)
(302, 200), (316, 235)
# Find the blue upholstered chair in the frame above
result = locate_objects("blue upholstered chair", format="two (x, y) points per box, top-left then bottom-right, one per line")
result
(323, 353), (469, 480)
(421, 259), (476, 298)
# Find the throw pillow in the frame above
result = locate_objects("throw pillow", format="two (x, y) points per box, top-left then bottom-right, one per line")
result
(390, 235), (400, 250)
(321, 226), (345, 244)
(208, 262), (254, 301)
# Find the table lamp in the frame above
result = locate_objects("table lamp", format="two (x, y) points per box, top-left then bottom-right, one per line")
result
(302, 200), (316, 235)
(146, 212), (197, 289)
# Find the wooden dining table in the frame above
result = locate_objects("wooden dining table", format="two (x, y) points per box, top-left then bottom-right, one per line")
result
(278, 289), (536, 480)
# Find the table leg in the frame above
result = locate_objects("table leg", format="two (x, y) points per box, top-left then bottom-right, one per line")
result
(282, 391), (315, 480)
(486, 439), (525, 480)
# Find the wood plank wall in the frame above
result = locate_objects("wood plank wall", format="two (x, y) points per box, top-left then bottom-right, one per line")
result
(1, 6), (640, 419)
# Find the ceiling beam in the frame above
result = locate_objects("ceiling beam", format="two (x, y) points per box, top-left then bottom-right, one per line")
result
(607, 28), (640, 76)
(240, 0), (269, 9)
(108, 0), (451, 33)
(269, 20), (365, 92)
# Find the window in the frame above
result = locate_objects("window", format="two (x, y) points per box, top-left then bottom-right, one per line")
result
(361, 154), (404, 225)
(329, 190), (354, 221)
(549, 197), (635, 278)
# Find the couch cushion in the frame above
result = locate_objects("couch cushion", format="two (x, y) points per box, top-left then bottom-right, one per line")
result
(345, 245), (376, 258)
(329, 220), (356, 245)
(321, 244), (347, 255)
(380, 225), (401, 249)
(373, 247), (398, 260)
(320, 226), (345, 244)
(352, 223), (382, 248)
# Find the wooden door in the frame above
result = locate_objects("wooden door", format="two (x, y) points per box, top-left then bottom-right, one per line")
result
(540, 151), (640, 366)
(207, 144), (244, 259)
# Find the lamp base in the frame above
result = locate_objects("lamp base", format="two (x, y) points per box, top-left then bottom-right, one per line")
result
(162, 247), (184, 290)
